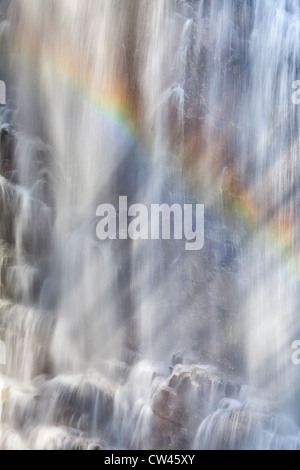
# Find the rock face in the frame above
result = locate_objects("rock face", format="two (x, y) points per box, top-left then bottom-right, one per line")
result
(1, 0), (297, 452)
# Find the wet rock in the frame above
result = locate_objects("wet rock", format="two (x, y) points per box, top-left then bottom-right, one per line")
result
(171, 351), (185, 366)
(0, 125), (15, 177)
(0, 177), (18, 244)
(0, 240), (14, 298)
(150, 364), (242, 449)
(151, 386), (190, 450)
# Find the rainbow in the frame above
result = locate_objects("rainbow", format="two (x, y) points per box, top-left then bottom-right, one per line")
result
(12, 18), (300, 282)
(13, 23), (139, 147)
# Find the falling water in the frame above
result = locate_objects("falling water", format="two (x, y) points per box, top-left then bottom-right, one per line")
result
(0, 0), (300, 450)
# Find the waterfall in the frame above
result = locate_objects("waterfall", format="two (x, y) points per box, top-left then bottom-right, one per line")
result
(0, 0), (300, 450)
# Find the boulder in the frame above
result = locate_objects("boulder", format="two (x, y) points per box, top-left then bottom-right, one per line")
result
(150, 364), (242, 449)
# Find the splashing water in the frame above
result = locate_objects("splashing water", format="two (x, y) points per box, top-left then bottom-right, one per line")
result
(0, 0), (300, 450)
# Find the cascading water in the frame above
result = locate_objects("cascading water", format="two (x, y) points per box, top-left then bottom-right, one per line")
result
(0, 0), (300, 450)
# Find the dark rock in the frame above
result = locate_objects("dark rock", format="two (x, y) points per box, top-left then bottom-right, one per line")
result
(0, 177), (17, 244)
(0, 125), (15, 177)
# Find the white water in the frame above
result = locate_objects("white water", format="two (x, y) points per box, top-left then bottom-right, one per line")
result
(0, 0), (299, 450)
